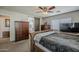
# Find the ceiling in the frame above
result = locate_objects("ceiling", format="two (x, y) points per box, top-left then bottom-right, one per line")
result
(0, 6), (79, 17)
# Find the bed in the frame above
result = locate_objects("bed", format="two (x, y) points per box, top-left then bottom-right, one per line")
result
(31, 31), (79, 52)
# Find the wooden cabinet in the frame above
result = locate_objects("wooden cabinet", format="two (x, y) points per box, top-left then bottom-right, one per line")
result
(41, 25), (50, 30)
(41, 22), (50, 31)
(15, 21), (29, 42)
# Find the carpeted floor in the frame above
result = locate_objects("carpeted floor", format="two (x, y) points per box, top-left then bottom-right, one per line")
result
(0, 38), (30, 52)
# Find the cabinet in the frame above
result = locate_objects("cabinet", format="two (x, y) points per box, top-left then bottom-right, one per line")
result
(15, 21), (29, 41)
(41, 25), (50, 30)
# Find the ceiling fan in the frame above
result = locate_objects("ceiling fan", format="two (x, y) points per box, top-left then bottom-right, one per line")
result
(36, 6), (55, 14)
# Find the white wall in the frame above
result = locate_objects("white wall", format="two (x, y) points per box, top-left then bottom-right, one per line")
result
(28, 17), (35, 33)
(0, 9), (34, 41)
(42, 11), (79, 25)
(50, 17), (72, 31)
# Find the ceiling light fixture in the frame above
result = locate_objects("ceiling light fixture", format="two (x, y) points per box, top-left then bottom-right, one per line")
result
(36, 6), (55, 14)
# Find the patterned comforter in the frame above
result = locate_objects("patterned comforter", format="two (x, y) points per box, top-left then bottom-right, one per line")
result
(39, 33), (79, 52)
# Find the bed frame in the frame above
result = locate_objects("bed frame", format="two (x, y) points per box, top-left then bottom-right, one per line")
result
(30, 30), (53, 52)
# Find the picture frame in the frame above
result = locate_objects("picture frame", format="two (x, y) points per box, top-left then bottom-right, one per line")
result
(5, 19), (10, 27)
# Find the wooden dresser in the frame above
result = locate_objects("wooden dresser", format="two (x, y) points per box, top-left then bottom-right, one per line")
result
(3, 31), (10, 38)
(41, 25), (50, 30)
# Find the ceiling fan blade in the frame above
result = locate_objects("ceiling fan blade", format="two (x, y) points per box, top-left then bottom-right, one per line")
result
(48, 6), (55, 10)
(38, 6), (44, 10)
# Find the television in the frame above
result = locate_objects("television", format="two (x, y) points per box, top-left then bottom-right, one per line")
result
(60, 23), (79, 33)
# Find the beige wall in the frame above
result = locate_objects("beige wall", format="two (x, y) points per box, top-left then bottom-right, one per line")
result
(42, 11), (79, 25)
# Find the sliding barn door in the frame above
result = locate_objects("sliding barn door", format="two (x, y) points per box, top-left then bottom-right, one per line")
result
(15, 21), (29, 41)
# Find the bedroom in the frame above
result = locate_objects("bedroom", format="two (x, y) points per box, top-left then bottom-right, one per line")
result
(0, 6), (79, 52)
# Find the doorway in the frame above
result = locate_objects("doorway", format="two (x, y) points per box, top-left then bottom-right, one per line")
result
(34, 18), (40, 31)
(0, 15), (10, 43)
(15, 21), (29, 42)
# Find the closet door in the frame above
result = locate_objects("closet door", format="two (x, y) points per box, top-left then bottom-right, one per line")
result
(15, 21), (29, 41)
(22, 22), (29, 39)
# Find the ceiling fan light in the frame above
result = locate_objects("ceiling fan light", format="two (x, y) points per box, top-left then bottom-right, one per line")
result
(43, 12), (48, 14)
